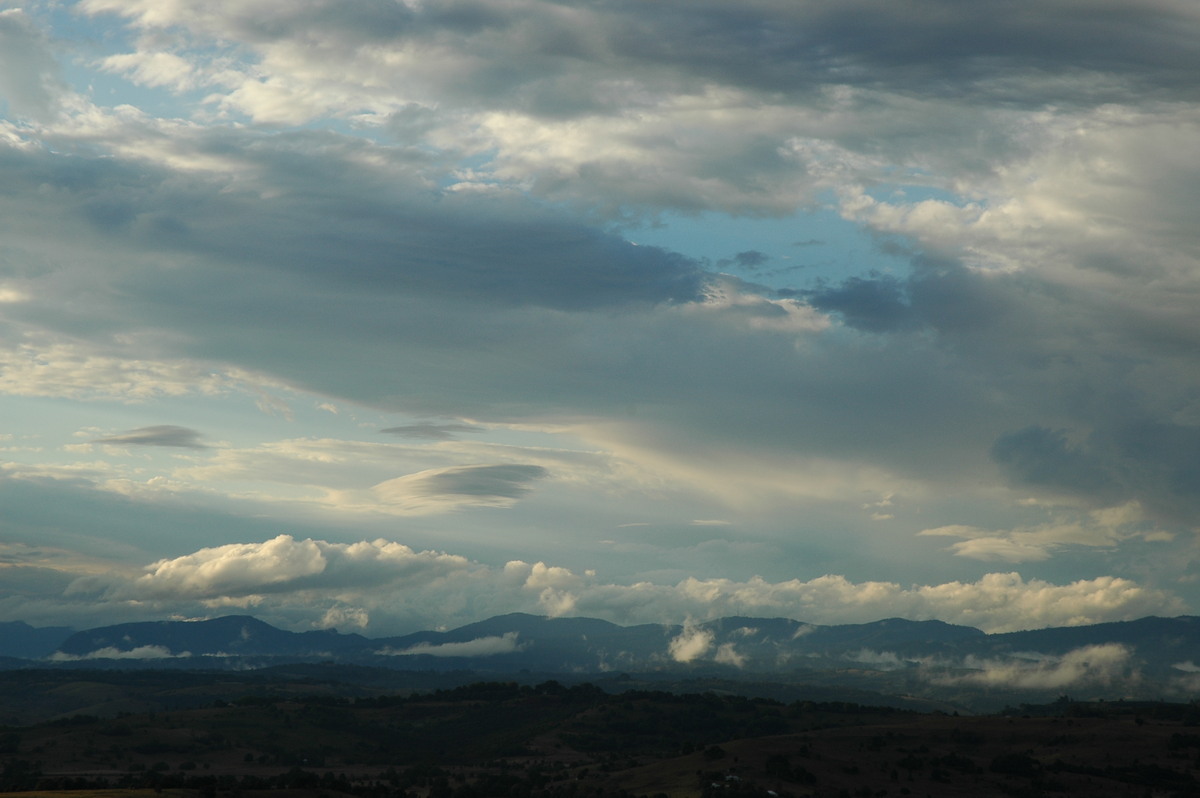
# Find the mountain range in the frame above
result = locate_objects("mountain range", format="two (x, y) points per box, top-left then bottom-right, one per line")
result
(5, 612), (1200, 689)
(4, 613), (994, 667)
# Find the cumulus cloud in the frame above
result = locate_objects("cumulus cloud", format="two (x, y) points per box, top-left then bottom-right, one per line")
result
(544, 571), (1184, 635)
(933, 644), (1136, 690)
(668, 625), (714, 663)
(125, 535), (472, 600)
(378, 632), (523, 658)
(498, 561), (1183, 635)
(71, 0), (1200, 218)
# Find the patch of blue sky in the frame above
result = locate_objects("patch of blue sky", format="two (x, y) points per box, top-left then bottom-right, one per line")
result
(621, 204), (911, 292)
(34, 11), (202, 121)
(71, 66), (201, 121)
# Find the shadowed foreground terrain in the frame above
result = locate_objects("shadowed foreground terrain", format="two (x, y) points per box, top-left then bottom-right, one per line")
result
(3, 673), (1200, 797)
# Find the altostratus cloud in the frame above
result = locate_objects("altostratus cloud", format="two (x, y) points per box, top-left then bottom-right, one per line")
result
(92, 535), (1186, 634)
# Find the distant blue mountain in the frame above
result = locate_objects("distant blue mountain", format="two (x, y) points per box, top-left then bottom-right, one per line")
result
(0, 621), (74, 659)
(55, 615), (368, 659)
(13, 612), (1200, 685)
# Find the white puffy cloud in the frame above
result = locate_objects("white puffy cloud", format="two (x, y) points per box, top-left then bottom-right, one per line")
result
(100, 52), (197, 91)
(667, 626), (713, 663)
(546, 571), (1185, 635)
(125, 534), (472, 600)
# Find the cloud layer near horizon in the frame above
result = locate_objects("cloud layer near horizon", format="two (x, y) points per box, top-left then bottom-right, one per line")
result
(23, 534), (1179, 635)
(1, 0), (1200, 634)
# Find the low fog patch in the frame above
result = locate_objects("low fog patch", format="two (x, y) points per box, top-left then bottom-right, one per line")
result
(377, 631), (524, 657)
(844, 649), (910, 670)
(929, 643), (1135, 690)
(50, 644), (188, 661)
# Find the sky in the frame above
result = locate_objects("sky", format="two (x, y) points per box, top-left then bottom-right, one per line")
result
(2, 0), (1200, 638)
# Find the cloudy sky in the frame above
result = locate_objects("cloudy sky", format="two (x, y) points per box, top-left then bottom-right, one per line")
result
(2, 0), (1199, 637)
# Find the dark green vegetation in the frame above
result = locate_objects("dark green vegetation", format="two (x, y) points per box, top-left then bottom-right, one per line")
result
(0, 665), (960, 729)
(3, 669), (1200, 797)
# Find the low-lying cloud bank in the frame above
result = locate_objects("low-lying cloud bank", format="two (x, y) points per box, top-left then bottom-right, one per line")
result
(931, 644), (1136, 690)
(50, 644), (185, 661)
(377, 632), (524, 658)
(831, 644), (1144, 692)
(42, 534), (1185, 636)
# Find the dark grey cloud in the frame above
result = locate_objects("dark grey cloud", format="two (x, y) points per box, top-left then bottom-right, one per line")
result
(93, 425), (207, 449)
(732, 250), (769, 269)
(993, 422), (1200, 526)
(611, 0), (1200, 107)
(182, 0), (1200, 112)
(803, 275), (915, 333)
(800, 256), (1011, 337)
(992, 427), (1118, 498)
(0, 131), (704, 314)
